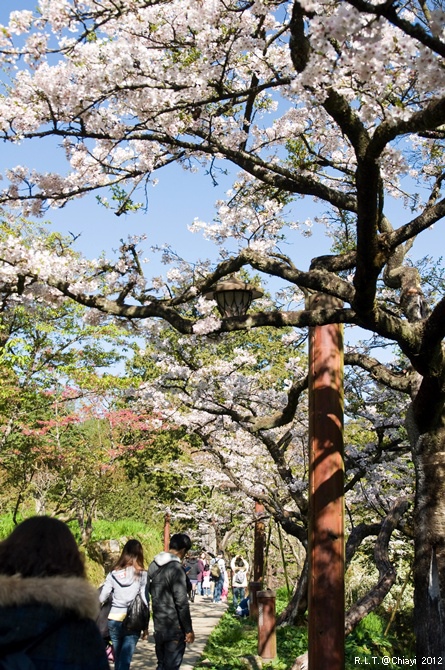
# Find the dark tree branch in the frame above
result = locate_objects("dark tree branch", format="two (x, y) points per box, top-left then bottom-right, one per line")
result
(345, 497), (411, 634)
(344, 352), (414, 394)
(344, 0), (445, 58)
(251, 376), (309, 431)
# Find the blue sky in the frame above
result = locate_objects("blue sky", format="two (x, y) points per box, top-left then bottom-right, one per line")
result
(0, 0), (329, 280)
(0, 127), (332, 282)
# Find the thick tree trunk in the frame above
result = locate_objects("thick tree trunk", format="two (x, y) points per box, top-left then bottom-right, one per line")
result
(413, 427), (445, 662)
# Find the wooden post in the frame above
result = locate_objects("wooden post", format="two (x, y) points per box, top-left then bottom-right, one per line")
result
(163, 512), (171, 551)
(257, 589), (277, 659)
(308, 294), (345, 670)
(254, 501), (266, 582)
(250, 501), (266, 619)
(249, 581), (262, 620)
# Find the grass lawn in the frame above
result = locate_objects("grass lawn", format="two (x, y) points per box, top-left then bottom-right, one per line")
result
(196, 610), (307, 669)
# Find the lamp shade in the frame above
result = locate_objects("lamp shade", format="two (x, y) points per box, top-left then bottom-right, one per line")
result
(203, 278), (263, 318)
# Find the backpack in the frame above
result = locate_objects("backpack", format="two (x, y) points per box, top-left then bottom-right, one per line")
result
(210, 562), (221, 580)
(0, 618), (67, 670)
(234, 569), (246, 585)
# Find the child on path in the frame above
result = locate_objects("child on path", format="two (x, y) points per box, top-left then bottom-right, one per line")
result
(202, 568), (212, 597)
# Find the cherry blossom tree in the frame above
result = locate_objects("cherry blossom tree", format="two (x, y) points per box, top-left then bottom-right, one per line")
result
(0, 0), (444, 659)
(130, 319), (413, 630)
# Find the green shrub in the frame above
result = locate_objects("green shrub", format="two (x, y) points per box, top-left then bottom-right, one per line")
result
(90, 518), (162, 564)
(275, 586), (293, 614)
(198, 613), (258, 669)
(346, 610), (415, 668)
(90, 518), (160, 542)
(0, 514), (20, 540)
(346, 612), (392, 660)
(196, 610), (307, 670)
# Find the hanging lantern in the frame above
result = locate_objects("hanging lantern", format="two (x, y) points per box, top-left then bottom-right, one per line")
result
(203, 277), (263, 318)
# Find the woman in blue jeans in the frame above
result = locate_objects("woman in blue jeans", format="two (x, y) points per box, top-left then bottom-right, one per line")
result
(210, 552), (226, 603)
(100, 539), (148, 670)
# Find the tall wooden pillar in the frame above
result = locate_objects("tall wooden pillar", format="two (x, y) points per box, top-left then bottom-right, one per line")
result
(308, 295), (345, 670)
(164, 512), (171, 551)
(250, 502), (266, 619)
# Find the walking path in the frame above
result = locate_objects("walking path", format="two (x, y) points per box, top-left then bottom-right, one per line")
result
(130, 596), (228, 669)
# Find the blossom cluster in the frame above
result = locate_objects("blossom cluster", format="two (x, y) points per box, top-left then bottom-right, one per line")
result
(0, 0), (441, 221)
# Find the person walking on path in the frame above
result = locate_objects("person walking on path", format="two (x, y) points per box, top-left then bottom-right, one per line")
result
(230, 555), (249, 608)
(210, 551), (226, 604)
(184, 550), (203, 602)
(0, 516), (109, 670)
(146, 532), (195, 670)
(201, 566), (211, 598)
(99, 539), (148, 670)
(196, 552), (205, 597)
(198, 551), (210, 596)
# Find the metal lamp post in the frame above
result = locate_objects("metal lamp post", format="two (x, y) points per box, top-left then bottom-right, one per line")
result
(203, 277), (263, 318)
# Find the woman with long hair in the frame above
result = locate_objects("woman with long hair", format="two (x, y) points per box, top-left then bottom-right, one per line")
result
(0, 516), (109, 669)
(99, 539), (148, 670)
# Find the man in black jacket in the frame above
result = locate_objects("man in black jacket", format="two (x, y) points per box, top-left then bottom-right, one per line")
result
(146, 533), (195, 669)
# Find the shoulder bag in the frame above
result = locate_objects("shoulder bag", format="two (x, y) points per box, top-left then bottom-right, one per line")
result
(122, 591), (149, 635)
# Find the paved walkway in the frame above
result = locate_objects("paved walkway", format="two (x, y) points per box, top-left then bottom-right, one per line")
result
(130, 596), (228, 669)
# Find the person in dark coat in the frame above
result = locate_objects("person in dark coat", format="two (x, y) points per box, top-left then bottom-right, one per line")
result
(146, 533), (195, 670)
(0, 516), (109, 670)
(183, 550), (202, 602)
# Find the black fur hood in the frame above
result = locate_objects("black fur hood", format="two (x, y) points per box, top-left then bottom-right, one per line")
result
(0, 574), (100, 620)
